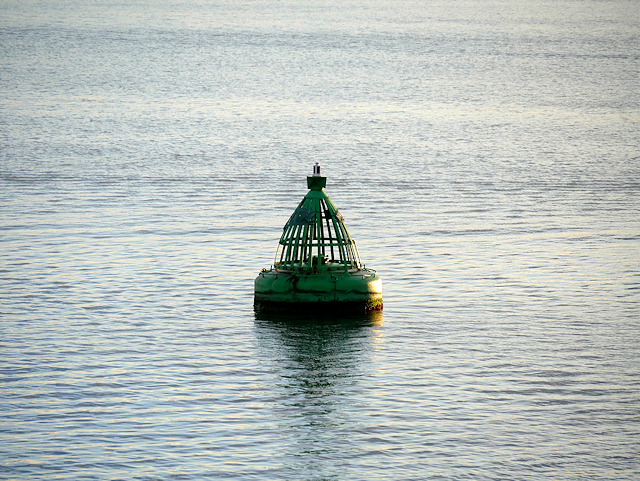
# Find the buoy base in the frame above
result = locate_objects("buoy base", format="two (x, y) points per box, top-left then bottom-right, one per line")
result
(254, 298), (383, 313)
(254, 268), (383, 313)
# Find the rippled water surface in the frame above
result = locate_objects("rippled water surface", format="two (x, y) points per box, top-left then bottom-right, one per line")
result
(2, 0), (639, 479)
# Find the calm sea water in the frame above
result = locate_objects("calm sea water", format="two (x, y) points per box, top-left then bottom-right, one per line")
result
(2, 0), (639, 479)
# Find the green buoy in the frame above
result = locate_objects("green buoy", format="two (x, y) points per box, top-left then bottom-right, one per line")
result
(254, 164), (383, 312)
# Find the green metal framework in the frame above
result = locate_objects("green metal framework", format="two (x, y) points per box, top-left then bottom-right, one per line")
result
(274, 173), (363, 273)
